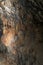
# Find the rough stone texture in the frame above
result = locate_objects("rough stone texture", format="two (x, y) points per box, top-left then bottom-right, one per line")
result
(0, 0), (43, 65)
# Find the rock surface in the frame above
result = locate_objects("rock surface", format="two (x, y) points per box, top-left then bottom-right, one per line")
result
(0, 0), (43, 65)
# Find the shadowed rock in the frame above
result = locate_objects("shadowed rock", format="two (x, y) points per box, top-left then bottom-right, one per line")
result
(0, 0), (43, 65)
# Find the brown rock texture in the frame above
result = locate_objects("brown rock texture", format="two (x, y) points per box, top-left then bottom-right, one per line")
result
(0, 0), (43, 65)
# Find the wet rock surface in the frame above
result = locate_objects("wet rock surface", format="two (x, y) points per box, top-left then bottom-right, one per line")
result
(0, 0), (43, 65)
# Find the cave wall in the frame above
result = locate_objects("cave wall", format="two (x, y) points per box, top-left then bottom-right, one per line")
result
(0, 0), (43, 65)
